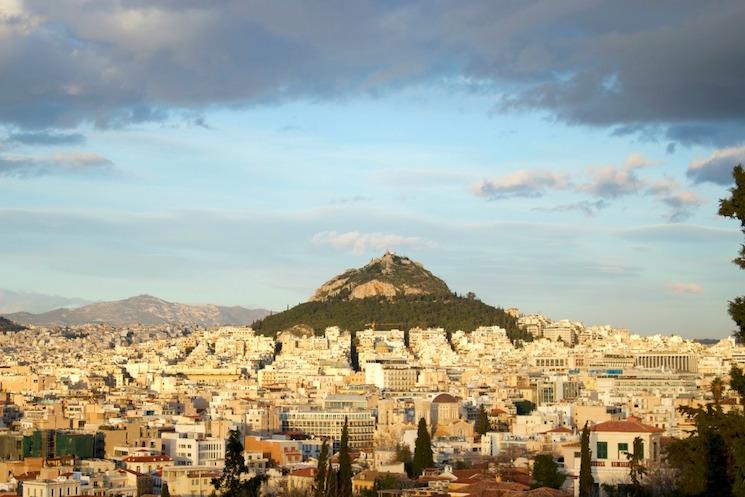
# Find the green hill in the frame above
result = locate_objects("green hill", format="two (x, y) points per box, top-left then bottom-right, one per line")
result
(0, 316), (25, 332)
(252, 295), (531, 343)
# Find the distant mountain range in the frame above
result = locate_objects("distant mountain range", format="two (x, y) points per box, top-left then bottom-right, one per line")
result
(3, 294), (271, 327)
(254, 252), (531, 343)
(0, 289), (91, 314)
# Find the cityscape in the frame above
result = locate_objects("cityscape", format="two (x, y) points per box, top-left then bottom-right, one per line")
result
(1, 2), (744, 497)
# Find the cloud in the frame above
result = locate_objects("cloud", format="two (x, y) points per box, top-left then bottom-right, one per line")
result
(472, 169), (569, 199)
(657, 191), (701, 222)
(534, 200), (609, 216)
(644, 178), (701, 222)
(576, 154), (653, 198)
(687, 145), (745, 185)
(6, 131), (85, 146)
(311, 230), (436, 255)
(0, 151), (113, 178)
(0, 2), (740, 144)
(668, 282), (703, 295)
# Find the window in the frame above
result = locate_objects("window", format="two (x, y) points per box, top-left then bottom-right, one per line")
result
(618, 442), (628, 457)
(597, 441), (608, 459)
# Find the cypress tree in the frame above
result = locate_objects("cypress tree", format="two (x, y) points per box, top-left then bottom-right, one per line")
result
(324, 466), (337, 497)
(211, 429), (265, 497)
(627, 437), (646, 492)
(579, 422), (595, 497)
(212, 429), (247, 496)
(413, 417), (434, 476)
(337, 418), (353, 497)
(474, 404), (490, 437)
(161, 482), (170, 497)
(314, 439), (329, 497)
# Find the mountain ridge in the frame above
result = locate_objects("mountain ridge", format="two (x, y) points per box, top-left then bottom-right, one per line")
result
(311, 251), (453, 302)
(3, 294), (271, 327)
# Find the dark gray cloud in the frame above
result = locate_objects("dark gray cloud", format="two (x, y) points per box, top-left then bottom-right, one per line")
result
(0, 1), (741, 144)
(687, 146), (745, 185)
(0, 152), (113, 178)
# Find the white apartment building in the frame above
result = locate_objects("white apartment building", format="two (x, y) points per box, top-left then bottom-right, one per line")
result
(162, 433), (225, 466)
(365, 359), (417, 390)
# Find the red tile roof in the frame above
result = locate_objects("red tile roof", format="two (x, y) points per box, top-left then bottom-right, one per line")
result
(289, 468), (316, 478)
(590, 417), (663, 433)
(432, 393), (458, 404)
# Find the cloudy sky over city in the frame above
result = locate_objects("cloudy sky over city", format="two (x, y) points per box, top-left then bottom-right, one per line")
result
(1, 0), (744, 337)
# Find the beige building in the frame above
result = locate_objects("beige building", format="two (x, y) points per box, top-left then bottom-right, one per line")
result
(562, 417), (663, 497)
(161, 466), (221, 497)
(22, 479), (81, 497)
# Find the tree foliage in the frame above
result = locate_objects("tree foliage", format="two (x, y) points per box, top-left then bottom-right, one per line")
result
(252, 296), (530, 343)
(628, 437), (647, 494)
(513, 400), (536, 415)
(579, 422), (595, 497)
(337, 418), (353, 497)
(314, 439), (329, 497)
(659, 164), (745, 497)
(0, 317), (25, 332)
(666, 380), (745, 496)
(212, 429), (266, 497)
(324, 466), (338, 497)
(474, 404), (491, 436)
(730, 365), (745, 403)
(161, 482), (170, 497)
(395, 443), (414, 478)
(413, 418), (434, 477)
(531, 453), (566, 489)
(718, 164), (745, 340)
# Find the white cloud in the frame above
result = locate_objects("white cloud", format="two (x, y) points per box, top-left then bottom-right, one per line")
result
(576, 153), (653, 198)
(472, 169), (569, 199)
(311, 231), (436, 255)
(668, 282), (703, 295)
(687, 145), (745, 185)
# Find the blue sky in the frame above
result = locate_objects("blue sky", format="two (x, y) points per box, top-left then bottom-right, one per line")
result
(0, 1), (743, 337)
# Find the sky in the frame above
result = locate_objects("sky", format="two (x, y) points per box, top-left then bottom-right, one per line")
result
(0, 0), (744, 338)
